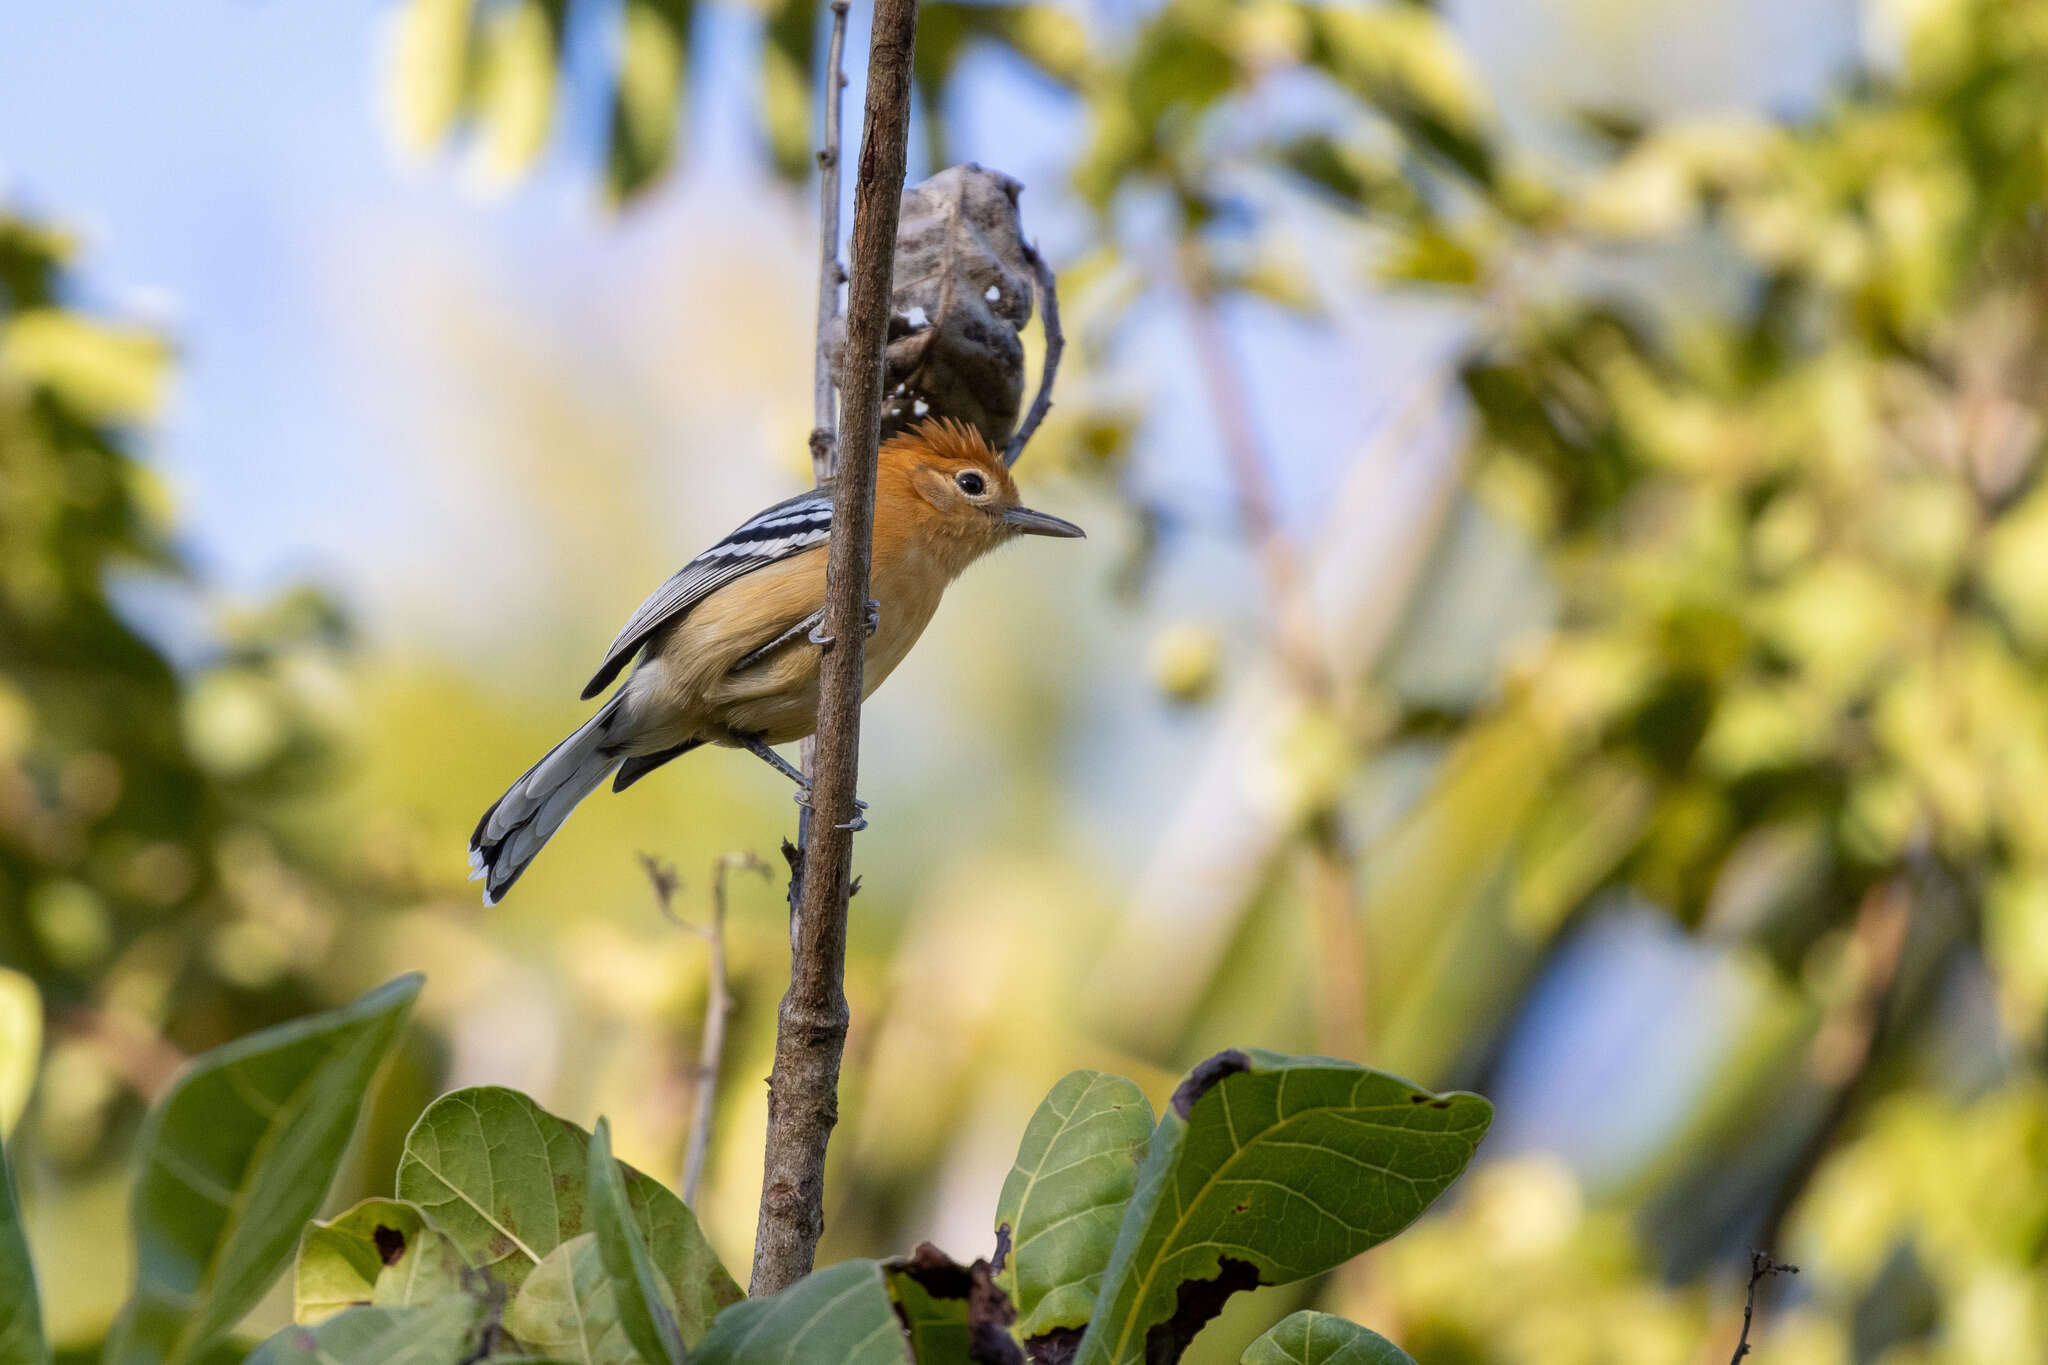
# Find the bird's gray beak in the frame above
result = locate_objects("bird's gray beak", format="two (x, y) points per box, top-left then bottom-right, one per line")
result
(1003, 505), (1086, 539)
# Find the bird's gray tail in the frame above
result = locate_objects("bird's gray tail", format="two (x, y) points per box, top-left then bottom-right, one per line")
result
(469, 693), (627, 905)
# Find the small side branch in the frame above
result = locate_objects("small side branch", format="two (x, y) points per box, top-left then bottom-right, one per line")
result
(809, 0), (852, 485)
(643, 851), (769, 1206)
(1730, 1252), (1799, 1364)
(1004, 242), (1064, 467)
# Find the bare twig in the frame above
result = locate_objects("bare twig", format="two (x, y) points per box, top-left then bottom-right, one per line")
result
(1730, 1252), (1799, 1363)
(809, 0), (852, 484)
(1003, 241), (1063, 466)
(648, 851), (769, 1206)
(797, 0), (853, 873)
(751, 0), (920, 1295)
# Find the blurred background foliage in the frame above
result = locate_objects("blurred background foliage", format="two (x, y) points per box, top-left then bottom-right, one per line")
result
(5, 0), (2048, 1362)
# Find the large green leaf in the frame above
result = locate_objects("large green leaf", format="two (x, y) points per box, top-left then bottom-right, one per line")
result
(395, 1087), (740, 1336)
(1240, 1312), (1417, 1365)
(692, 1260), (907, 1365)
(504, 1234), (639, 1365)
(242, 1295), (487, 1365)
(587, 1118), (682, 1365)
(106, 974), (423, 1365)
(293, 1199), (471, 1324)
(993, 1071), (1153, 1341)
(1, 1137), (49, 1365)
(1075, 1051), (1491, 1365)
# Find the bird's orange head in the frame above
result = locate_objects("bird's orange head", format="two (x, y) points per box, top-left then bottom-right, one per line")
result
(877, 418), (1084, 565)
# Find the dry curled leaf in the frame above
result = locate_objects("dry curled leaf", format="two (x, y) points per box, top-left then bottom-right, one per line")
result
(836, 163), (1038, 449)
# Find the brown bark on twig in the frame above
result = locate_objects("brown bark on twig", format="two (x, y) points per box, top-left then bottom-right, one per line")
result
(1004, 243), (1063, 467)
(750, 0), (920, 1295)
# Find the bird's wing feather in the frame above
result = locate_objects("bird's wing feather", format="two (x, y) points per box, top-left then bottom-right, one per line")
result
(580, 487), (834, 698)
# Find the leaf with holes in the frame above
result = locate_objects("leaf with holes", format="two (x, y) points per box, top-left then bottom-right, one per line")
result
(993, 1071), (1153, 1343)
(1074, 1050), (1490, 1365)
(104, 974), (422, 1365)
(1240, 1312), (1417, 1365)
(588, 1117), (683, 1365)
(293, 1199), (471, 1324)
(2, 1133), (49, 1365)
(394, 1088), (740, 1337)
(693, 1259), (908, 1365)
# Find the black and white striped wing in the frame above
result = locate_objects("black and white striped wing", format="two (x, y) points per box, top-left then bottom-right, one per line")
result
(579, 487), (834, 699)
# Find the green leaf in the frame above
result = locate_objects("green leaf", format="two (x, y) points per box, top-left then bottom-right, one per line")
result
(1075, 1051), (1491, 1365)
(605, 0), (691, 203)
(242, 1295), (487, 1365)
(395, 1088), (740, 1337)
(106, 974), (423, 1365)
(1240, 1312), (1417, 1365)
(293, 1199), (471, 1324)
(587, 1118), (683, 1365)
(504, 1234), (640, 1365)
(994, 1071), (1153, 1340)
(693, 1260), (907, 1365)
(1, 1137), (50, 1365)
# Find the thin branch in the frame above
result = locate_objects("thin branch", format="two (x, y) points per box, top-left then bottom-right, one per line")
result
(797, 0), (853, 868)
(751, 0), (920, 1295)
(809, 0), (852, 485)
(1004, 241), (1064, 467)
(659, 851), (770, 1206)
(1730, 1252), (1799, 1364)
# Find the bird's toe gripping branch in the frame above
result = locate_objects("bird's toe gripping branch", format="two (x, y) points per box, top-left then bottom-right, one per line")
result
(806, 599), (881, 647)
(793, 787), (869, 831)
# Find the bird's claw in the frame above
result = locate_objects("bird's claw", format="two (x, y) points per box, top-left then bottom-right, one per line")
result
(808, 601), (881, 646)
(793, 789), (869, 831)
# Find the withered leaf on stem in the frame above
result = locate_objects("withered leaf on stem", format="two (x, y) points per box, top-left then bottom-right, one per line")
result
(833, 163), (1038, 448)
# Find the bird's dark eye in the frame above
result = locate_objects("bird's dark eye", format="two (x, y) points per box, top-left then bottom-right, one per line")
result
(955, 470), (987, 497)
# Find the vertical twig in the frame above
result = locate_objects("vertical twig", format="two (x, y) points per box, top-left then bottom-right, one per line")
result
(645, 851), (770, 1207)
(1004, 243), (1064, 467)
(796, 0), (854, 882)
(808, 0), (851, 482)
(1180, 259), (1368, 1058)
(1729, 1252), (1799, 1363)
(751, 0), (920, 1295)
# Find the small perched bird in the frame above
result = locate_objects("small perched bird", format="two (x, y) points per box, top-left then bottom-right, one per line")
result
(469, 418), (1084, 903)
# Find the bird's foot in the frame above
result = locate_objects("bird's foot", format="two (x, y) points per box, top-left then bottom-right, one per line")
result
(793, 788), (869, 831)
(806, 600), (881, 646)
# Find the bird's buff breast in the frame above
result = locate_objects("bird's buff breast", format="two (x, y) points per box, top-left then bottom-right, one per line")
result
(653, 546), (946, 746)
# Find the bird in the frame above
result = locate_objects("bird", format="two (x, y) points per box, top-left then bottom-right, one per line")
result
(468, 418), (1085, 904)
